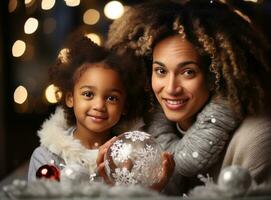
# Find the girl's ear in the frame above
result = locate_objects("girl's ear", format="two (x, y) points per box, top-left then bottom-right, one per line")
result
(65, 92), (74, 108)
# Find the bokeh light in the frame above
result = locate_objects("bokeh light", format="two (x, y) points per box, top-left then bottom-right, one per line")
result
(24, 17), (39, 34)
(85, 33), (101, 45)
(104, 1), (124, 20)
(45, 84), (62, 104)
(57, 48), (70, 63)
(243, 0), (259, 2)
(64, 0), (80, 7)
(12, 40), (26, 57)
(25, 0), (35, 7)
(83, 9), (100, 25)
(14, 85), (28, 104)
(8, 0), (17, 13)
(41, 0), (55, 10)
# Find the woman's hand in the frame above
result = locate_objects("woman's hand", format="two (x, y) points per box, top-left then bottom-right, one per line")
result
(150, 152), (175, 192)
(96, 136), (118, 185)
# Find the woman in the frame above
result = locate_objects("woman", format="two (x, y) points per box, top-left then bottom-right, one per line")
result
(98, 0), (271, 195)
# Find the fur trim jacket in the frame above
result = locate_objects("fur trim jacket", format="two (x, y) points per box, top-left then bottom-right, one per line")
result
(28, 107), (98, 182)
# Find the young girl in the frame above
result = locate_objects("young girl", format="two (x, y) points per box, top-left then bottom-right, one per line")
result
(27, 35), (147, 182)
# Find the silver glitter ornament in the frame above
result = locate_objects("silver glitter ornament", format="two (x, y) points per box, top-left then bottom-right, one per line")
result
(218, 165), (252, 196)
(104, 131), (163, 186)
(60, 164), (90, 184)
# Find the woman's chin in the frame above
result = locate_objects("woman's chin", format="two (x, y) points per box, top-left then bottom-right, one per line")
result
(164, 112), (185, 123)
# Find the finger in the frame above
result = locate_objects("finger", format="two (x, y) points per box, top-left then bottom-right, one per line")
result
(97, 163), (114, 186)
(159, 153), (174, 185)
(103, 136), (118, 148)
(162, 155), (170, 180)
(96, 136), (117, 165)
(163, 152), (175, 177)
(149, 157), (169, 191)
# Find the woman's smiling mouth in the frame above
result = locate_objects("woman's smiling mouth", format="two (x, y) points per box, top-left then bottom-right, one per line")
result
(162, 98), (189, 110)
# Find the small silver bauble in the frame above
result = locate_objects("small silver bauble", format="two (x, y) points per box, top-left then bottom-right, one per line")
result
(60, 164), (90, 184)
(104, 131), (163, 186)
(218, 165), (252, 196)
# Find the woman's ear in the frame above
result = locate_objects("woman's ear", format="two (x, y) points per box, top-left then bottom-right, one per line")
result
(65, 92), (74, 108)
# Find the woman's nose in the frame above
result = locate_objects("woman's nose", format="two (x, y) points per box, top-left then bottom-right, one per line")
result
(165, 75), (182, 95)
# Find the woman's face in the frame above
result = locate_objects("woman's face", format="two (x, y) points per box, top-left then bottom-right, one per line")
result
(152, 35), (210, 130)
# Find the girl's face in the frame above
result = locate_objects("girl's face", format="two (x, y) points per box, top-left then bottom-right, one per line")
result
(152, 35), (210, 130)
(66, 63), (126, 135)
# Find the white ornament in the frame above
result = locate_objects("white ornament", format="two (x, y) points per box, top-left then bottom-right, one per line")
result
(104, 131), (163, 186)
(218, 165), (252, 196)
(60, 164), (91, 184)
(124, 131), (150, 142)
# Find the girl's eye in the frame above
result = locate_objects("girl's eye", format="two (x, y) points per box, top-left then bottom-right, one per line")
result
(82, 91), (94, 98)
(106, 95), (119, 102)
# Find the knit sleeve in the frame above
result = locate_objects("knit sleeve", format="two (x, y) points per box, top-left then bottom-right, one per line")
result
(174, 98), (241, 176)
(145, 97), (241, 177)
(226, 114), (271, 184)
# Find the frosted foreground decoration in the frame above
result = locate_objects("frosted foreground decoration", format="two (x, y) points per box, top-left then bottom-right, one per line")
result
(104, 131), (163, 186)
(2, 179), (162, 199)
(189, 165), (271, 198)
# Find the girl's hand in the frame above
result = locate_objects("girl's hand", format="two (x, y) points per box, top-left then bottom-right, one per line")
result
(96, 136), (118, 185)
(150, 152), (175, 192)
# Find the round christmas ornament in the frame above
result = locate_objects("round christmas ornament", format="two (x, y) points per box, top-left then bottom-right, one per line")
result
(60, 164), (92, 184)
(104, 131), (163, 186)
(218, 165), (252, 196)
(36, 164), (60, 181)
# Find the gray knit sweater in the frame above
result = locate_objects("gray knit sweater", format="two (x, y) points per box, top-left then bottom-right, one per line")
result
(144, 98), (240, 176)
(143, 98), (271, 195)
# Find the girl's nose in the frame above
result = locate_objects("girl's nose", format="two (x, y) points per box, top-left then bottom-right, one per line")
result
(93, 97), (106, 112)
(165, 74), (182, 95)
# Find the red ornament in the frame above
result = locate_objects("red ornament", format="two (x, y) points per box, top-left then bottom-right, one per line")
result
(36, 164), (60, 181)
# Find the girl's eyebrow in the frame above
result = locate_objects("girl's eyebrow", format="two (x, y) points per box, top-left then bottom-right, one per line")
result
(79, 85), (95, 90)
(152, 60), (199, 68)
(79, 85), (124, 94)
(110, 89), (124, 94)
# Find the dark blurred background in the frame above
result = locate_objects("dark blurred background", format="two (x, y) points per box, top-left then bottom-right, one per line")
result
(0, 0), (270, 182)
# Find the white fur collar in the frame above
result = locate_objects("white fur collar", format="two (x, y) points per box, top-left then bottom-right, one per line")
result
(38, 107), (98, 174)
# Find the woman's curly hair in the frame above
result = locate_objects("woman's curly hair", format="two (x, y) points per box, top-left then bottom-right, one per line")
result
(49, 33), (148, 126)
(106, 0), (271, 117)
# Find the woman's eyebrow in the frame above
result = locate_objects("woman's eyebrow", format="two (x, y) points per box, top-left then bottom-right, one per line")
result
(153, 60), (198, 68)
(152, 61), (165, 67)
(177, 61), (199, 68)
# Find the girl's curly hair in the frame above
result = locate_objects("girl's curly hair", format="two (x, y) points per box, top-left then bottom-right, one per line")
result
(106, 0), (271, 117)
(49, 32), (148, 126)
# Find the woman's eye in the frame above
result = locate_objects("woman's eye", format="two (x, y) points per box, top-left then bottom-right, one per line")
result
(183, 69), (196, 78)
(106, 95), (119, 102)
(154, 67), (167, 76)
(82, 91), (94, 98)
